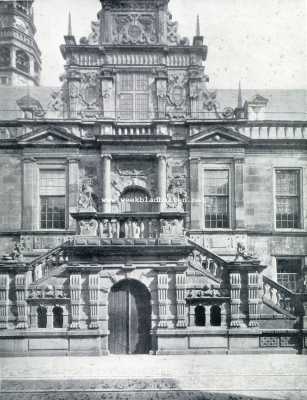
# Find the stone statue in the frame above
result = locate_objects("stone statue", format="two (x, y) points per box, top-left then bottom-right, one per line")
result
(78, 182), (97, 211)
(235, 242), (256, 261)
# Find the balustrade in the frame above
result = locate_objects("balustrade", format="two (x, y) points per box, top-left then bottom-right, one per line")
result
(99, 217), (160, 239)
(263, 276), (297, 315)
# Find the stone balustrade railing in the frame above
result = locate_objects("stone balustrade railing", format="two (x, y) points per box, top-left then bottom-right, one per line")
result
(30, 246), (68, 284)
(240, 124), (307, 140)
(187, 240), (226, 282)
(78, 215), (184, 239)
(263, 275), (298, 316)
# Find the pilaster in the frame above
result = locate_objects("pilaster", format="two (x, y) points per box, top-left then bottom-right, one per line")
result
(0, 274), (9, 329)
(101, 74), (115, 118)
(157, 273), (169, 328)
(230, 272), (241, 328)
(68, 74), (81, 118)
(15, 273), (29, 329)
(175, 273), (186, 328)
(70, 274), (81, 329)
(157, 154), (167, 212)
(22, 157), (38, 230)
(68, 158), (79, 230)
(248, 272), (260, 327)
(234, 158), (245, 229)
(101, 154), (112, 213)
(88, 274), (100, 329)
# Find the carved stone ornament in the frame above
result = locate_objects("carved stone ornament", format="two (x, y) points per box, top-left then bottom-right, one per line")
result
(113, 13), (157, 45)
(160, 219), (184, 236)
(48, 89), (65, 112)
(79, 219), (99, 236)
(79, 72), (100, 108)
(111, 160), (156, 200)
(156, 79), (167, 99)
(78, 182), (97, 211)
(234, 242), (257, 262)
(101, 79), (113, 99)
(167, 176), (187, 211)
(0, 127), (11, 139)
(87, 20), (100, 45)
(166, 12), (179, 44)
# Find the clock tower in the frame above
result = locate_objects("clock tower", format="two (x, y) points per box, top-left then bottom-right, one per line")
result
(0, 0), (41, 86)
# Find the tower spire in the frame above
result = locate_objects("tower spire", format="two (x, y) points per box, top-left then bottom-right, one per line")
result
(238, 81), (243, 109)
(68, 12), (72, 36)
(196, 14), (200, 37)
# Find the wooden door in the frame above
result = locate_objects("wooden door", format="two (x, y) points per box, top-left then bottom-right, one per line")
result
(108, 280), (151, 354)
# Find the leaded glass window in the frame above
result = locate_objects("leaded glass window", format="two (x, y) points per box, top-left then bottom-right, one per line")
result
(40, 170), (66, 229)
(204, 170), (229, 228)
(275, 170), (301, 229)
(118, 73), (149, 120)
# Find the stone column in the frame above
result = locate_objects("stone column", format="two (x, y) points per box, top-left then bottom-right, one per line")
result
(68, 158), (80, 230)
(88, 274), (100, 329)
(221, 303), (227, 327)
(0, 274), (9, 329)
(175, 273), (186, 328)
(68, 77), (80, 119)
(70, 274), (81, 329)
(189, 80), (201, 119)
(101, 76), (115, 118)
(30, 305), (37, 329)
(101, 154), (112, 213)
(22, 158), (39, 230)
(190, 158), (201, 229)
(157, 155), (167, 212)
(234, 158), (245, 229)
(15, 273), (29, 329)
(230, 272), (241, 328)
(156, 78), (167, 118)
(205, 305), (211, 326)
(248, 272), (260, 327)
(157, 273), (169, 328)
(47, 305), (53, 329)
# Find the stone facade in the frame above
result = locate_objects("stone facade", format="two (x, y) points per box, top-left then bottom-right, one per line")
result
(0, 0), (306, 355)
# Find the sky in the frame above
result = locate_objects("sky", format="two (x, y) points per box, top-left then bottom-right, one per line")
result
(33, 0), (307, 89)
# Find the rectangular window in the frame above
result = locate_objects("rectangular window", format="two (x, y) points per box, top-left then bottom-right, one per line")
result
(204, 170), (229, 228)
(40, 170), (66, 229)
(275, 169), (301, 229)
(118, 73), (149, 120)
(277, 258), (302, 292)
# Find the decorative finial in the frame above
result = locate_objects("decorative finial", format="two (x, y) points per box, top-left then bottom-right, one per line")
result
(238, 81), (243, 109)
(68, 12), (72, 36)
(196, 14), (200, 37)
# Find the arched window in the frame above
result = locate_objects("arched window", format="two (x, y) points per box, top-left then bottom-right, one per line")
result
(0, 47), (10, 67)
(120, 187), (150, 213)
(210, 305), (221, 326)
(194, 305), (206, 327)
(53, 306), (63, 328)
(16, 50), (30, 73)
(37, 306), (47, 328)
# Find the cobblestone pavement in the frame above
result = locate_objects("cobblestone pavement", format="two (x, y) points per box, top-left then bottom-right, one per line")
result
(0, 354), (307, 400)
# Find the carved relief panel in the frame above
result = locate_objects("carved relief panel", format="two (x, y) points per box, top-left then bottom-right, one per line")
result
(111, 159), (157, 202)
(166, 71), (188, 119)
(167, 160), (187, 211)
(79, 161), (99, 211)
(78, 72), (103, 118)
(112, 13), (157, 44)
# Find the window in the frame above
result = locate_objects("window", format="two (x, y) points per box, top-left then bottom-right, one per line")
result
(40, 169), (66, 229)
(195, 305), (206, 326)
(0, 47), (10, 66)
(37, 306), (47, 328)
(204, 170), (229, 228)
(16, 50), (30, 73)
(210, 305), (221, 326)
(53, 306), (63, 328)
(118, 73), (149, 120)
(277, 258), (303, 292)
(275, 169), (301, 229)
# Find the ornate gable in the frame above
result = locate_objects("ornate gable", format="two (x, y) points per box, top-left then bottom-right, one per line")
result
(17, 126), (81, 145)
(187, 126), (250, 147)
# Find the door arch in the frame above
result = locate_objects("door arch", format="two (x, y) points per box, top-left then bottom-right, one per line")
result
(108, 279), (151, 354)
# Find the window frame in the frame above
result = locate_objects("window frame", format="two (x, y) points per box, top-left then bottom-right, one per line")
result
(38, 165), (68, 231)
(116, 72), (150, 121)
(202, 165), (233, 230)
(273, 167), (303, 231)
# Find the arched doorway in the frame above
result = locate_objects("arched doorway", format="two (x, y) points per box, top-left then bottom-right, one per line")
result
(108, 279), (151, 354)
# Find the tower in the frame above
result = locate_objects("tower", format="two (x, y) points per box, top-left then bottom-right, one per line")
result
(0, 0), (41, 86)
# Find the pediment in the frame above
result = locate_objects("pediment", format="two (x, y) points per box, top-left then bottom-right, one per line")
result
(187, 126), (250, 146)
(17, 127), (81, 145)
